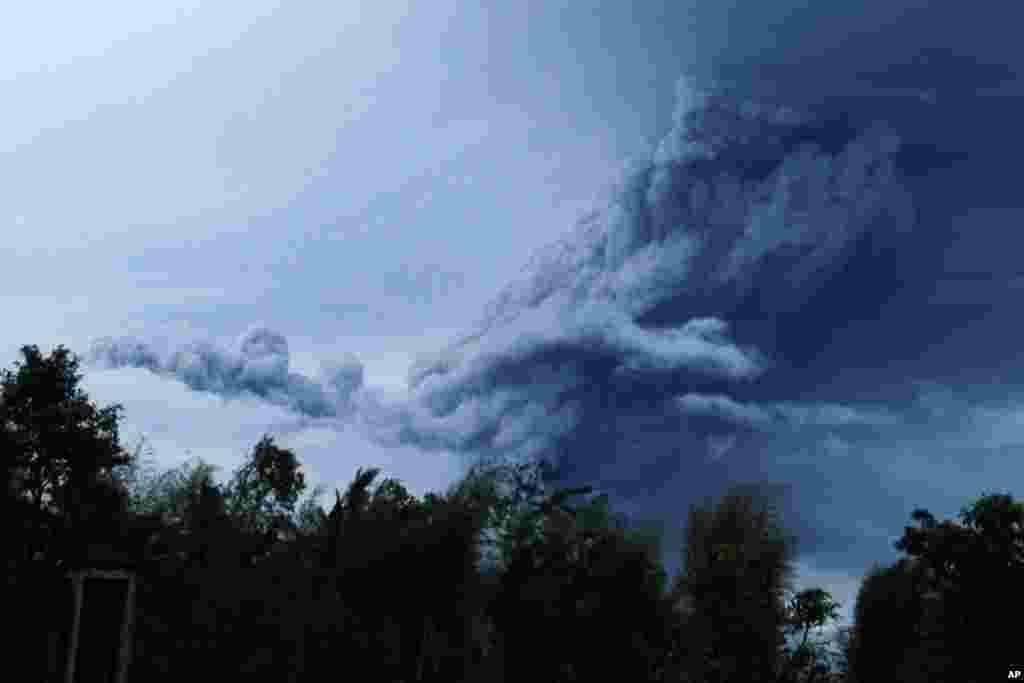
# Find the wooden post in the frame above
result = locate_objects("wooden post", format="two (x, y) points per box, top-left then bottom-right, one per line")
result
(415, 618), (428, 682)
(47, 628), (60, 678)
(115, 572), (137, 683)
(65, 571), (84, 683)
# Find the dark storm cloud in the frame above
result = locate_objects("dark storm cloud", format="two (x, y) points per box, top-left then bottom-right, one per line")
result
(88, 327), (363, 419)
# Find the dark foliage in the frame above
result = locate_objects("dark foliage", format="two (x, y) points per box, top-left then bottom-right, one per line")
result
(10, 342), (1019, 682)
(2, 345), (128, 518)
(223, 434), (307, 536)
(672, 488), (799, 683)
(2, 345), (132, 569)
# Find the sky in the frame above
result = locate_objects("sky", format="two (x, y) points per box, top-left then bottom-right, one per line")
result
(5, 0), (1024, 630)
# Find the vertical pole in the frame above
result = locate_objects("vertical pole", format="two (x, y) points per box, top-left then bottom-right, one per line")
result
(115, 572), (137, 683)
(289, 623), (305, 683)
(415, 619), (425, 682)
(463, 613), (473, 682)
(65, 571), (84, 683)
(47, 628), (60, 678)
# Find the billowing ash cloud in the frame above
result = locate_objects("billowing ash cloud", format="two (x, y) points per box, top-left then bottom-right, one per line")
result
(87, 326), (364, 419)
(364, 78), (911, 465)
(86, 79), (912, 477)
(84, 71), (1017, 581)
(335, 76), (953, 581)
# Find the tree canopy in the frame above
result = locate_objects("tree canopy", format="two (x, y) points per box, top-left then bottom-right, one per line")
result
(2, 345), (132, 567)
(2, 345), (129, 519)
(223, 434), (307, 536)
(11, 340), (1005, 681)
(673, 483), (801, 682)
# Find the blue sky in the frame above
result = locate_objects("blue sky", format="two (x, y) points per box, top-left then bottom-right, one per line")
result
(5, 1), (1024, 629)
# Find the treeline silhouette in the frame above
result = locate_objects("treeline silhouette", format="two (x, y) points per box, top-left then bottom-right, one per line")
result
(3, 344), (1022, 681)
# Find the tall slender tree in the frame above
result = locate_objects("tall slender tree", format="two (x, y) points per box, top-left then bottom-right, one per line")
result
(673, 483), (800, 682)
(779, 588), (843, 682)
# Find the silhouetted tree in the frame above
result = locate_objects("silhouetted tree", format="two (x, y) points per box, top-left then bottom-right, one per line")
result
(1, 345), (130, 565)
(779, 588), (842, 682)
(292, 481), (329, 536)
(484, 460), (677, 682)
(296, 465), (500, 681)
(2, 345), (128, 508)
(848, 558), (937, 683)
(455, 458), (594, 573)
(883, 492), (1024, 679)
(672, 483), (800, 682)
(117, 454), (220, 522)
(112, 436), (313, 569)
(223, 434), (306, 537)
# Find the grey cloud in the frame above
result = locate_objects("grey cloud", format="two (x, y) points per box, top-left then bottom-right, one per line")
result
(360, 358), (586, 461)
(675, 393), (774, 427)
(675, 393), (899, 443)
(87, 326), (363, 419)
(319, 354), (365, 403)
(771, 402), (899, 429)
(466, 89), (910, 354)
(350, 73), (943, 581)
(88, 336), (163, 372)
(389, 77), (909, 464)
(87, 77), (910, 474)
